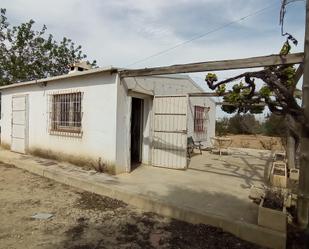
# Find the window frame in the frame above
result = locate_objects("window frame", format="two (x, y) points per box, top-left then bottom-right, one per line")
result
(194, 106), (206, 133)
(49, 91), (83, 137)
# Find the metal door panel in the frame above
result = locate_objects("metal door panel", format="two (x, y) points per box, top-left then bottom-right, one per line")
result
(12, 124), (25, 139)
(152, 95), (188, 169)
(12, 97), (26, 111)
(11, 95), (28, 154)
(11, 137), (26, 153)
(12, 111), (26, 125)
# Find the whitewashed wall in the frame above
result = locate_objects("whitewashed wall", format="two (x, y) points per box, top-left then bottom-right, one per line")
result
(116, 75), (205, 172)
(0, 72), (118, 164)
(115, 76), (132, 173)
(187, 97), (216, 147)
(115, 77), (153, 173)
(0, 72), (215, 174)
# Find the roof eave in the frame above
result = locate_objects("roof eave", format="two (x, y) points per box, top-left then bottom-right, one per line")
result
(0, 66), (118, 90)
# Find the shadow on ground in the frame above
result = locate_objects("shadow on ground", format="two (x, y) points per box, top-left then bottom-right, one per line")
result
(188, 149), (272, 190)
(50, 187), (263, 249)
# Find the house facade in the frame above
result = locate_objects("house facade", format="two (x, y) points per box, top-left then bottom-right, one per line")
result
(0, 67), (215, 173)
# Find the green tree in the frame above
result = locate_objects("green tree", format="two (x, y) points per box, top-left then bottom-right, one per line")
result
(216, 117), (229, 136)
(262, 113), (288, 136)
(0, 8), (96, 85)
(228, 113), (261, 135)
(205, 40), (302, 147)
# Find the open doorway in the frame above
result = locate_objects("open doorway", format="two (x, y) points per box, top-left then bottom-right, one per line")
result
(131, 97), (144, 170)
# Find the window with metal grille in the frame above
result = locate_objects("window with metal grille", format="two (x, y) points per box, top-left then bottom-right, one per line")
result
(50, 92), (82, 136)
(194, 106), (206, 132)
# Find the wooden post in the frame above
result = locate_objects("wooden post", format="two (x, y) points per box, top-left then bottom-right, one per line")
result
(287, 134), (296, 169)
(298, 0), (309, 229)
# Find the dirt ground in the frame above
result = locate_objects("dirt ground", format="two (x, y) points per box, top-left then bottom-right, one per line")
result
(0, 162), (265, 249)
(220, 134), (285, 151)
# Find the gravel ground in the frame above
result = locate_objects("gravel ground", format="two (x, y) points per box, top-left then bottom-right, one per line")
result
(0, 162), (265, 249)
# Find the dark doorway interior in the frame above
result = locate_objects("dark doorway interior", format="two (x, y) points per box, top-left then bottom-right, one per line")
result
(131, 98), (143, 169)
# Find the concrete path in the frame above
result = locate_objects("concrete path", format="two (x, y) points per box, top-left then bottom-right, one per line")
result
(0, 148), (285, 249)
(119, 149), (270, 224)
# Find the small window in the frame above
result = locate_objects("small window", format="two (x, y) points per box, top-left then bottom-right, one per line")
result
(50, 92), (82, 136)
(194, 106), (207, 133)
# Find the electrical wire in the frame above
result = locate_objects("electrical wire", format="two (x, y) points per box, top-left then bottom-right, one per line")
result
(126, 1), (280, 68)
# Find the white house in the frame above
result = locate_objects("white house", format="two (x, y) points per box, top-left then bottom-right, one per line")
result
(0, 65), (215, 173)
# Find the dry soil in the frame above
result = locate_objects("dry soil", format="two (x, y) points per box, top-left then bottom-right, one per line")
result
(0, 162), (265, 249)
(221, 134), (284, 151)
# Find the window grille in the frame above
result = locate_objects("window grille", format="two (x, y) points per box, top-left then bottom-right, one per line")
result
(49, 92), (83, 136)
(194, 106), (207, 132)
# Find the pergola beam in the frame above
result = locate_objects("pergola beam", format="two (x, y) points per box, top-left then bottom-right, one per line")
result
(215, 102), (266, 106)
(120, 53), (304, 77)
(188, 92), (225, 97)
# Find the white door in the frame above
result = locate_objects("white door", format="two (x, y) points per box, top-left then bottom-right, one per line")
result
(152, 95), (188, 169)
(11, 95), (28, 153)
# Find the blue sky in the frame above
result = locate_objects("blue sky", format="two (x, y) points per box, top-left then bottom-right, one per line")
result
(2, 0), (306, 119)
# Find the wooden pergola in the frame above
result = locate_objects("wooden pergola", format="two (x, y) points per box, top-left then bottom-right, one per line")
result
(120, 53), (304, 106)
(118, 1), (309, 227)
(120, 53), (303, 78)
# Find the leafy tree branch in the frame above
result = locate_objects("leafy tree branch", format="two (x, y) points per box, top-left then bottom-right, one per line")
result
(205, 42), (305, 135)
(0, 8), (96, 85)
